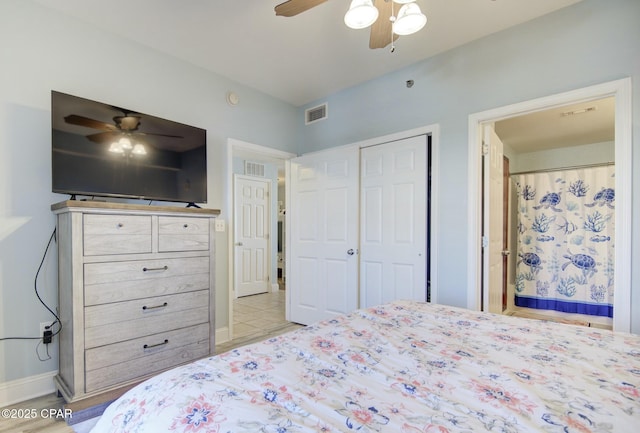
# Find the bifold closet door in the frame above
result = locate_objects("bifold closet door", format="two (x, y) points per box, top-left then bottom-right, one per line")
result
(360, 135), (427, 307)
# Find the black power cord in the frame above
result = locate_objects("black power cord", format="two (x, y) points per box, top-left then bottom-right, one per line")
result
(0, 228), (62, 361)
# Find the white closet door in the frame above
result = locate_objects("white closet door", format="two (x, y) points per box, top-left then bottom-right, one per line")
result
(288, 146), (359, 325)
(360, 135), (427, 307)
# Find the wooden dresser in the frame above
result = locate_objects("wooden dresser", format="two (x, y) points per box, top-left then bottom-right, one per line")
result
(51, 201), (219, 403)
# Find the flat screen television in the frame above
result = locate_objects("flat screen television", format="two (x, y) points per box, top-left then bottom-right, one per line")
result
(51, 91), (207, 204)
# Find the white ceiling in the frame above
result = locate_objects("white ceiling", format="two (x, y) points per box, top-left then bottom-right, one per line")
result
(495, 96), (615, 153)
(34, 0), (584, 107)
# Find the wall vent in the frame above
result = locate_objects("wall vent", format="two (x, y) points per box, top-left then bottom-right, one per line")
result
(244, 161), (265, 177)
(305, 103), (328, 125)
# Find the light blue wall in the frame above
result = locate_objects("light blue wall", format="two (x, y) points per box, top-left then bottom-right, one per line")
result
(296, 0), (640, 330)
(511, 141), (615, 174)
(0, 0), (297, 384)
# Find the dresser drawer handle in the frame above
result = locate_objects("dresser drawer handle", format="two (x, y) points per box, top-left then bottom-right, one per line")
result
(143, 339), (169, 349)
(183, 224), (189, 228)
(117, 223), (124, 228)
(142, 302), (168, 311)
(142, 265), (168, 272)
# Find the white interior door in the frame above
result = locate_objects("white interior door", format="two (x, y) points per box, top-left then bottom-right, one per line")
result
(483, 124), (505, 313)
(288, 146), (359, 325)
(360, 135), (427, 307)
(234, 175), (270, 297)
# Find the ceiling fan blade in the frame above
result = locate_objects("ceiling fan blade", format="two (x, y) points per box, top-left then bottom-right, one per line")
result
(86, 131), (118, 144)
(275, 0), (327, 17)
(369, 0), (399, 49)
(64, 114), (117, 131)
(138, 132), (184, 139)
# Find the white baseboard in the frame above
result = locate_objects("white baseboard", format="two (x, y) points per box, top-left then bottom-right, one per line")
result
(0, 371), (57, 407)
(215, 326), (230, 345)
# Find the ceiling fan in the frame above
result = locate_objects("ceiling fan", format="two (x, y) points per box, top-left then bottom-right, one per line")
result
(64, 109), (182, 155)
(275, 0), (427, 50)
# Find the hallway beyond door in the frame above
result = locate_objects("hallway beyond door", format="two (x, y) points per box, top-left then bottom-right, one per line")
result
(215, 291), (302, 353)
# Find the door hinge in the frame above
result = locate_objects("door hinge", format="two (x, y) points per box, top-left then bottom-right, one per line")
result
(482, 236), (488, 248)
(482, 143), (489, 156)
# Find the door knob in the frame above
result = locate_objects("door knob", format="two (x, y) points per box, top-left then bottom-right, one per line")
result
(235, 242), (243, 246)
(347, 249), (355, 255)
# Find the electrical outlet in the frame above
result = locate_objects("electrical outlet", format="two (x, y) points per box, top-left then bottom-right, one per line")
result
(40, 322), (54, 344)
(40, 322), (50, 336)
(214, 219), (225, 232)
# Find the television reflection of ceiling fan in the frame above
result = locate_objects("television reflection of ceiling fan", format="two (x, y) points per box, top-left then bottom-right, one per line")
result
(275, 0), (427, 50)
(64, 109), (182, 145)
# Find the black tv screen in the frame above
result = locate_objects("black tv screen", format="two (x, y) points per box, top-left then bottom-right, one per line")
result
(51, 91), (207, 204)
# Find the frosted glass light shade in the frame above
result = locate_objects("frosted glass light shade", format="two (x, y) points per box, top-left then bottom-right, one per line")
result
(393, 0), (416, 4)
(118, 136), (133, 150)
(109, 142), (124, 153)
(344, 0), (379, 29)
(393, 3), (427, 35)
(132, 143), (147, 155)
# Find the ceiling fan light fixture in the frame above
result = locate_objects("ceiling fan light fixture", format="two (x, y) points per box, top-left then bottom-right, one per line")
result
(118, 136), (133, 150)
(132, 143), (147, 155)
(344, 0), (379, 30)
(392, 0), (416, 4)
(109, 141), (124, 154)
(393, 3), (427, 36)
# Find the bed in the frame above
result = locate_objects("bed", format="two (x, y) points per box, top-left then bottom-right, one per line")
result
(90, 300), (640, 433)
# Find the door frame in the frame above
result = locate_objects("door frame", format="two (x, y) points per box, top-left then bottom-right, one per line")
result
(467, 78), (632, 332)
(225, 138), (296, 343)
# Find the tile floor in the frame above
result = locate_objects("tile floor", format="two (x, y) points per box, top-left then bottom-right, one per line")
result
(233, 290), (288, 337)
(215, 289), (302, 353)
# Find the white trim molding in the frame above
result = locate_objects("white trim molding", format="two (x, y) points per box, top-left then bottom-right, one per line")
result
(467, 78), (632, 333)
(215, 326), (230, 346)
(0, 371), (57, 407)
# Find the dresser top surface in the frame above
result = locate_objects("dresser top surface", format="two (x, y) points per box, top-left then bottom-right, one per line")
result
(51, 200), (220, 216)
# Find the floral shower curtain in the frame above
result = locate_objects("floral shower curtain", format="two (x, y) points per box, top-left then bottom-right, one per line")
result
(514, 165), (615, 318)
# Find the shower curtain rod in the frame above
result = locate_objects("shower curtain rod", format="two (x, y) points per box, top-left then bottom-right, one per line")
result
(510, 161), (614, 176)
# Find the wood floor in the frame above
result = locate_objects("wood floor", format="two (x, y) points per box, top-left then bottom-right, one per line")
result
(0, 392), (73, 433)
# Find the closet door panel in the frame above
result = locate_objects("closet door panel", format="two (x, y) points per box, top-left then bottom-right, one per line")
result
(360, 136), (427, 307)
(289, 146), (359, 325)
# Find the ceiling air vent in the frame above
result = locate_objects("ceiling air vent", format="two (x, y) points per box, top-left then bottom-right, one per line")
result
(245, 161), (265, 177)
(305, 103), (328, 125)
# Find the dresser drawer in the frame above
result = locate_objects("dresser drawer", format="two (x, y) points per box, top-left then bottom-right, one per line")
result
(85, 290), (209, 348)
(158, 216), (210, 252)
(84, 214), (152, 255)
(85, 323), (209, 393)
(84, 256), (210, 305)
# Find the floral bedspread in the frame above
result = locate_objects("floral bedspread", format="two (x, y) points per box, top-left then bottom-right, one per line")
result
(90, 301), (640, 433)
